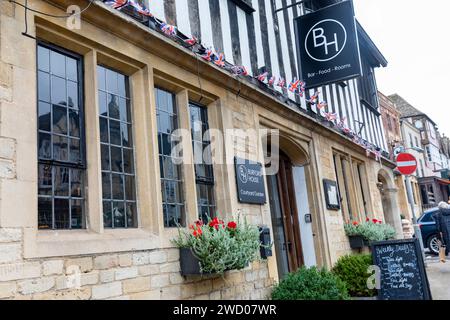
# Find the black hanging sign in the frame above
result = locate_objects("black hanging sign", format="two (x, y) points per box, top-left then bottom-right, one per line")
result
(371, 238), (432, 300)
(294, 1), (362, 89)
(234, 157), (266, 205)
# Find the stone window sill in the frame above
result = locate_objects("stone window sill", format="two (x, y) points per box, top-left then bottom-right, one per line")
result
(23, 228), (180, 258)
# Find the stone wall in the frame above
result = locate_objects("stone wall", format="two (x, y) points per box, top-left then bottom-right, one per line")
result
(0, 230), (273, 300)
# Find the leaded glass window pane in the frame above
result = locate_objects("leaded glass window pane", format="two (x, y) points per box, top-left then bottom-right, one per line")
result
(37, 43), (86, 230)
(98, 65), (137, 229)
(155, 88), (185, 228)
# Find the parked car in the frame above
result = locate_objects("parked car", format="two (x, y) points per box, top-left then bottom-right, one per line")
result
(418, 208), (441, 255)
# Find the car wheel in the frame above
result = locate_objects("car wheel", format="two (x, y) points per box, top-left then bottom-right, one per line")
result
(427, 235), (441, 255)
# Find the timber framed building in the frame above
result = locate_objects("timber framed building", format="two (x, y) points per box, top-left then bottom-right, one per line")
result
(0, 0), (405, 299)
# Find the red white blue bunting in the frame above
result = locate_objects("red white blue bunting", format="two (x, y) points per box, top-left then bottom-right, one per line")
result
(103, 0), (383, 161)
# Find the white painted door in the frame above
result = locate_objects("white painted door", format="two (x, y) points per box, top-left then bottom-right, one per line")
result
(292, 166), (317, 267)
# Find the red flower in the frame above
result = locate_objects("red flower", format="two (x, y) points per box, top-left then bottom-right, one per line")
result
(227, 221), (237, 229)
(378, 220), (383, 224)
(372, 219), (378, 224)
(209, 217), (219, 227)
(194, 220), (203, 227)
(192, 227), (202, 237)
(352, 221), (359, 226)
(366, 217), (370, 222)
(209, 217), (224, 230)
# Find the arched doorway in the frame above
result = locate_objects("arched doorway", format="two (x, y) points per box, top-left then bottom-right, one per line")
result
(377, 169), (403, 238)
(264, 134), (316, 280)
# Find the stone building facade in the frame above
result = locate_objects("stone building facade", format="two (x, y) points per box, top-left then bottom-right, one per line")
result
(390, 93), (450, 209)
(0, 0), (404, 299)
(379, 91), (401, 160)
(378, 92), (423, 222)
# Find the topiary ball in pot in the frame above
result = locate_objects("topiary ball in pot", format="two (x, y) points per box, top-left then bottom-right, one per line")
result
(332, 254), (377, 297)
(271, 267), (350, 300)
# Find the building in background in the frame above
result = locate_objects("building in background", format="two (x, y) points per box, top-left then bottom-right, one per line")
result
(379, 92), (423, 221)
(379, 91), (401, 160)
(390, 94), (450, 210)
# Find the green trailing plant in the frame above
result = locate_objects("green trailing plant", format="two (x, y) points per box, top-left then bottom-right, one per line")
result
(344, 218), (396, 242)
(172, 216), (261, 274)
(271, 267), (350, 300)
(332, 254), (376, 297)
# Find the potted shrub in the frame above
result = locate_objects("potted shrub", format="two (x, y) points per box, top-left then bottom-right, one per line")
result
(332, 254), (377, 299)
(172, 216), (261, 276)
(344, 218), (396, 249)
(271, 267), (350, 300)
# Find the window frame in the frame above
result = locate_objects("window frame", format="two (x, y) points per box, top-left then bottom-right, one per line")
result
(188, 101), (217, 222)
(358, 57), (379, 110)
(333, 151), (371, 222)
(36, 41), (87, 230)
(155, 86), (186, 228)
(97, 64), (138, 229)
(37, 40), (87, 169)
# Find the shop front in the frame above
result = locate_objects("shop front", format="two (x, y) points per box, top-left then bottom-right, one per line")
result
(0, 0), (404, 299)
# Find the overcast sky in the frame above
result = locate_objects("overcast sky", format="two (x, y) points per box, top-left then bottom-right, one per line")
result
(353, 0), (450, 137)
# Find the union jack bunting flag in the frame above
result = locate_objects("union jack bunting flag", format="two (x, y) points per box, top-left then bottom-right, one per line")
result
(160, 23), (177, 36)
(299, 80), (306, 91)
(268, 76), (276, 86)
(214, 53), (225, 67)
(308, 91), (320, 104)
(257, 72), (268, 82)
(316, 101), (327, 110)
(337, 116), (347, 128)
(231, 66), (249, 77)
(288, 79), (300, 93)
(201, 49), (214, 62)
(128, 0), (152, 16)
(353, 135), (363, 145)
(184, 37), (197, 46)
(105, 0), (129, 9)
(324, 112), (337, 122)
(277, 78), (286, 88)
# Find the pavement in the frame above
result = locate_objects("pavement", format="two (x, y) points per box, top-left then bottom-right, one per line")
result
(426, 255), (450, 300)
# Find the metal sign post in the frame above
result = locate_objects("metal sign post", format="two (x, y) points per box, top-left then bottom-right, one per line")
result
(404, 174), (426, 263)
(396, 151), (426, 262)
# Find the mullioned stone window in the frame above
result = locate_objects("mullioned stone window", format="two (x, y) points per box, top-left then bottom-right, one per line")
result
(155, 87), (185, 228)
(98, 65), (137, 228)
(37, 43), (85, 230)
(189, 102), (216, 223)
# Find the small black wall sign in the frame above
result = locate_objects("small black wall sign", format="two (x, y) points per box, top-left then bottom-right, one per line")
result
(371, 238), (432, 300)
(235, 157), (266, 205)
(294, 0), (362, 89)
(323, 179), (340, 211)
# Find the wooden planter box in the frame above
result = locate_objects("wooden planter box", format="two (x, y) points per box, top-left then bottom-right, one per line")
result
(348, 235), (368, 249)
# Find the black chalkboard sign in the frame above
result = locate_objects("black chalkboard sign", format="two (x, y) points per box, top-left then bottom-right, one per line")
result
(371, 238), (432, 300)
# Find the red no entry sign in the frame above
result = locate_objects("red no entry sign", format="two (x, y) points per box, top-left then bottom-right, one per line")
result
(396, 153), (417, 175)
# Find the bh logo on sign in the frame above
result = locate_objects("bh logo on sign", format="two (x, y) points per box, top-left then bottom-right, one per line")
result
(305, 19), (347, 62)
(238, 165), (248, 184)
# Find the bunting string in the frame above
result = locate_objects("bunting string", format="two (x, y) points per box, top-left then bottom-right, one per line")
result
(102, 0), (385, 161)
